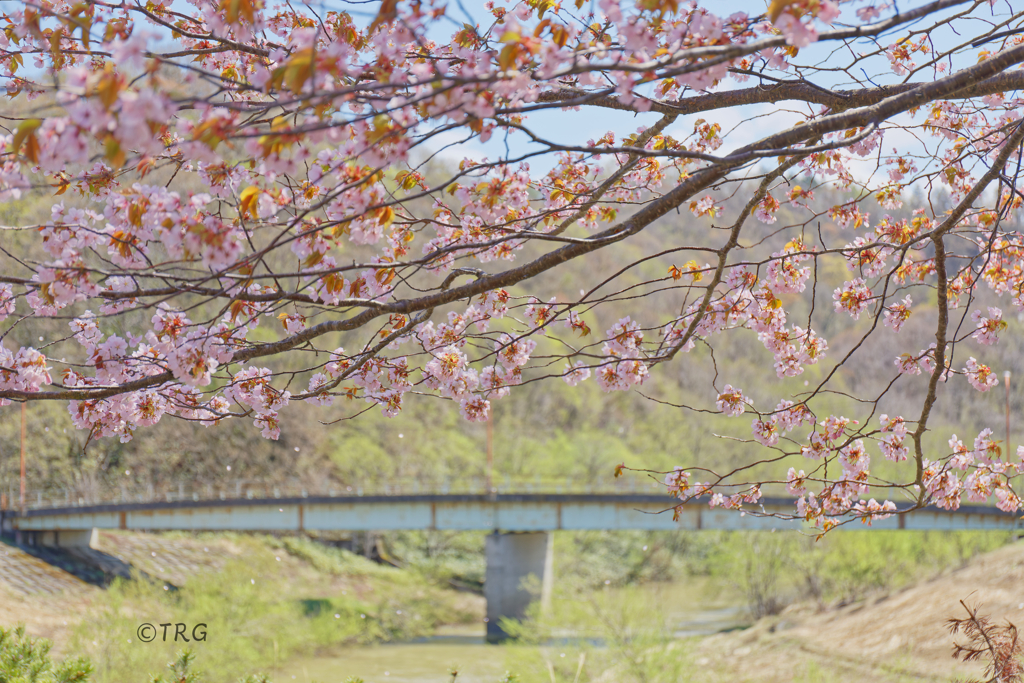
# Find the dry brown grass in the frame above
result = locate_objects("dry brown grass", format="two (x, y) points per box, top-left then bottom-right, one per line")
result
(694, 540), (1024, 682)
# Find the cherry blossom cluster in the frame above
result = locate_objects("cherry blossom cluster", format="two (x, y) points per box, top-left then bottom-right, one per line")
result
(595, 317), (650, 392)
(1, 0), (1023, 528)
(922, 431), (1023, 512)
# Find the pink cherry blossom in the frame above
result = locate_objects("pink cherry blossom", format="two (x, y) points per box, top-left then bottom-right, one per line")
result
(664, 467), (690, 497)
(971, 307), (1005, 346)
(716, 384), (745, 417)
(884, 295), (912, 332)
(775, 13), (818, 48)
(0, 284), (14, 321)
(964, 357), (998, 392)
(833, 278), (872, 319)
(562, 361), (591, 386)
(786, 468), (807, 495)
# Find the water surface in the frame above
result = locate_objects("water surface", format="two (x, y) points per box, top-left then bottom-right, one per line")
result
(279, 627), (506, 683)
(277, 580), (746, 683)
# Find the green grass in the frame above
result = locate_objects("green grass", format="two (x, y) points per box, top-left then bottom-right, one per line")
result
(68, 534), (476, 683)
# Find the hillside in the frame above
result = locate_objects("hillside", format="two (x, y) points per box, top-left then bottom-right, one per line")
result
(698, 539), (1024, 682)
(2, 176), (1021, 507)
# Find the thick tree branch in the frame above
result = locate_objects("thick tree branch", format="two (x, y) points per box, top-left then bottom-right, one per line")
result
(535, 70), (1024, 118)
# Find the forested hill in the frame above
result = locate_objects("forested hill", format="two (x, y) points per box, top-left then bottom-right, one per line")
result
(0, 162), (1019, 500)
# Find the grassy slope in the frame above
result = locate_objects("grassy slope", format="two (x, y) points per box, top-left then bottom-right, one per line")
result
(0, 530), (482, 683)
(695, 538), (1024, 683)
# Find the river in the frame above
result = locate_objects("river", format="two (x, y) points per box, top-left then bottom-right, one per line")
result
(275, 580), (746, 683)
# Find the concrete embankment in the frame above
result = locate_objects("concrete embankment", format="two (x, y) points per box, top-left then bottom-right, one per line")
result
(1, 530), (242, 652)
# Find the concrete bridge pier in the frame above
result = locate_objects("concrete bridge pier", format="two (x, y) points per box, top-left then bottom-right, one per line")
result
(22, 528), (97, 548)
(485, 531), (553, 642)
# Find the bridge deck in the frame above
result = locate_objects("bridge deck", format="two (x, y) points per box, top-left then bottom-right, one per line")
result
(3, 494), (1019, 533)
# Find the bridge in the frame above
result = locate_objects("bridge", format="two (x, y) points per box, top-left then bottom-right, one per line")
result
(1, 489), (1019, 641)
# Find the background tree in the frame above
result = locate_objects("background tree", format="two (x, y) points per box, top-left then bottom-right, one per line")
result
(1, 0), (1024, 527)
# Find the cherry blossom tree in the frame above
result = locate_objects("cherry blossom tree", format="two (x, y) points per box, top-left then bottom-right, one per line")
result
(2, 0), (1024, 529)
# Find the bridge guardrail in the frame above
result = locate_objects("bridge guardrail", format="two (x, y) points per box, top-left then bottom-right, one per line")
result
(5, 480), (1021, 530)
(2, 477), (670, 512)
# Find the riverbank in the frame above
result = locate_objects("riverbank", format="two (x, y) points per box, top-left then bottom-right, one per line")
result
(2, 529), (1019, 682)
(691, 539), (1024, 682)
(1, 530), (483, 682)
